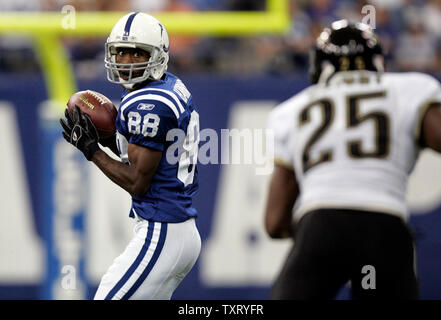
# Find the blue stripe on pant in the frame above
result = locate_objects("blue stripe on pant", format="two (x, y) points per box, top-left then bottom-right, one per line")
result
(123, 12), (139, 37)
(104, 221), (168, 300)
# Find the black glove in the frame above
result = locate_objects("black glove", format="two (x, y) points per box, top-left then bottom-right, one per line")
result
(60, 105), (100, 161)
(99, 133), (116, 148)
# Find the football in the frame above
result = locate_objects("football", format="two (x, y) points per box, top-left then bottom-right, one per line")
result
(67, 90), (117, 139)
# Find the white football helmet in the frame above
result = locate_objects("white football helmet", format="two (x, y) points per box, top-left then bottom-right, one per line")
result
(104, 12), (170, 89)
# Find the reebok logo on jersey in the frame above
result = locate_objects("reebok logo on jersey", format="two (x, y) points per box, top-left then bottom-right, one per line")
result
(137, 103), (155, 111)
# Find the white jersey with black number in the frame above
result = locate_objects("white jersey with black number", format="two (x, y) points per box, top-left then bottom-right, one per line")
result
(268, 71), (441, 222)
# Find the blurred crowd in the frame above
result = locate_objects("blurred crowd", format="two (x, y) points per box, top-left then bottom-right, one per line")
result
(0, 0), (440, 78)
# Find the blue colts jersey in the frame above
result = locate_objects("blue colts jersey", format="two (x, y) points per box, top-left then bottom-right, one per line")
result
(115, 72), (199, 223)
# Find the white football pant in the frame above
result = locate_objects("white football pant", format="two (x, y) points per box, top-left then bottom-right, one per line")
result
(94, 217), (201, 300)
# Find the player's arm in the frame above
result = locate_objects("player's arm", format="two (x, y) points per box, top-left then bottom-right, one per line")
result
(264, 164), (299, 239)
(420, 102), (441, 153)
(91, 144), (161, 197)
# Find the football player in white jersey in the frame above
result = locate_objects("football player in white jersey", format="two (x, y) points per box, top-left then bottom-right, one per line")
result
(265, 20), (441, 299)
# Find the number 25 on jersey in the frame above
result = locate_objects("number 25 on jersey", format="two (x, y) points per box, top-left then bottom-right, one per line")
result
(300, 91), (390, 173)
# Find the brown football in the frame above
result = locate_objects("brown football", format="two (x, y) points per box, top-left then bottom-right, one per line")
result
(67, 90), (117, 139)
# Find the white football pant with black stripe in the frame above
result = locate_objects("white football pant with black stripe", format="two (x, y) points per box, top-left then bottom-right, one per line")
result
(94, 217), (201, 300)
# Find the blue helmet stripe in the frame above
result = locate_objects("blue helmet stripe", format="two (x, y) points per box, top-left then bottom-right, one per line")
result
(123, 12), (139, 38)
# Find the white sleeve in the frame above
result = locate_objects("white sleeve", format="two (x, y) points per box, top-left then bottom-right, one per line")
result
(397, 73), (441, 142)
(267, 104), (294, 168)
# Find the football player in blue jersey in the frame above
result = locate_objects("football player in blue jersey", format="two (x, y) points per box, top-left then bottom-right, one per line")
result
(60, 12), (201, 300)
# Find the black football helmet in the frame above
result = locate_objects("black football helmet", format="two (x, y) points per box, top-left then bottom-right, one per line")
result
(309, 19), (384, 84)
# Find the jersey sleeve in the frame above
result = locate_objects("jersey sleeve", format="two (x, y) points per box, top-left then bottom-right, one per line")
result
(116, 98), (178, 152)
(397, 73), (441, 143)
(267, 103), (294, 169)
